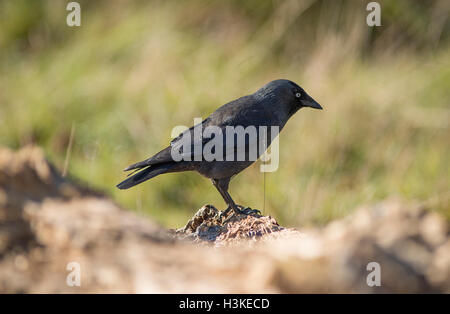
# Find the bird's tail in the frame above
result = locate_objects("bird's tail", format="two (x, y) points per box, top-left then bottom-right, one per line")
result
(116, 163), (175, 189)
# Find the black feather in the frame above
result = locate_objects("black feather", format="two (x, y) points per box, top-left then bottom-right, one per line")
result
(117, 163), (175, 189)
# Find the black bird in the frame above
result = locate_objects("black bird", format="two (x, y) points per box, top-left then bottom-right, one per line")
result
(117, 79), (322, 217)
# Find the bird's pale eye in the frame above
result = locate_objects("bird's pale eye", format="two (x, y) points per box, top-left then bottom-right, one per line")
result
(295, 92), (301, 98)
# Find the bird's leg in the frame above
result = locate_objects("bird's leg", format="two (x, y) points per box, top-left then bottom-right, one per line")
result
(212, 178), (261, 222)
(211, 178), (241, 217)
(222, 191), (241, 215)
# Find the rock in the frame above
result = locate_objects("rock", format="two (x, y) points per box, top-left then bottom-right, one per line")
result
(0, 146), (448, 293)
(173, 204), (297, 245)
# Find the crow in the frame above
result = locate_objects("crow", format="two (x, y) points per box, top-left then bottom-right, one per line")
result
(117, 79), (322, 218)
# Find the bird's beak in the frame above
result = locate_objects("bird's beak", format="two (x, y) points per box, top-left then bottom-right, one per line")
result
(302, 94), (323, 110)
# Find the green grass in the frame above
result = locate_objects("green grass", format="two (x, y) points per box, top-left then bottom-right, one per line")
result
(0, 0), (448, 227)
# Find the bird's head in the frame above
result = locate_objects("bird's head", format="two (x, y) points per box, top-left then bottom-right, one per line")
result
(258, 79), (323, 114)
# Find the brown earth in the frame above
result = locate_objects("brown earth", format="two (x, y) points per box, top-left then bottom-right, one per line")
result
(0, 146), (448, 293)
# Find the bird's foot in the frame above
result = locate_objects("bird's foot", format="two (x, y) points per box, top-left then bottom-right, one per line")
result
(239, 207), (261, 216)
(220, 205), (261, 224)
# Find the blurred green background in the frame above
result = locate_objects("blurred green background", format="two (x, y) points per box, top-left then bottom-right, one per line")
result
(0, 0), (448, 227)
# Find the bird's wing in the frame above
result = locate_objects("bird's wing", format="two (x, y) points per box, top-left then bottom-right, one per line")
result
(173, 95), (273, 161)
(170, 117), (214, 161)
(170, 117), (210, 146)
(125, 95), (269, 171)
(124, 118), (211, 171)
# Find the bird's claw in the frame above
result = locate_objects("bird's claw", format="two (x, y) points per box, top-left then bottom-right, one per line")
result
(240, 207), (261, 216)
(234, 204), (261, 216)
(219, 205), (261, 224)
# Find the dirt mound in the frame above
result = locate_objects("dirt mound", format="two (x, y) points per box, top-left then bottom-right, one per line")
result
(0, 146), (448, 293)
